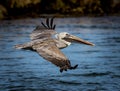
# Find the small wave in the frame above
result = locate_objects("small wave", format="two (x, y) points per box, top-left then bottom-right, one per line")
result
(111, 74), (120, 78)
(0, 57), (24, 61)
(59, 80), (81, 85)
(49, 78), (81, 85)
(86, 82), (100, 85)
(81, 71), (112, 77)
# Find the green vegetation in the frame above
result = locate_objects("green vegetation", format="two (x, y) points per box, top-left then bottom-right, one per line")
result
(0, 4), (7, 19)
(0, 0), (120, 19)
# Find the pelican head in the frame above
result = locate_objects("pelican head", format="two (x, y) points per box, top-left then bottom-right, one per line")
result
(55, 32), (95, 46)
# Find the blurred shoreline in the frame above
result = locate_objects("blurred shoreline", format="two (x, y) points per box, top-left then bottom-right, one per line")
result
(1, 13), (120, 20)
(0, 0), (120, 20)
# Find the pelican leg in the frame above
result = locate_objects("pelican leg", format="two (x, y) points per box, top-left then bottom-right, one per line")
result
(68, 60), (78, 70)
(69, 64), (78, 70)
(60, 65), (68, 73)
(60, 64), (78, 73)
(60, 69), (63, 73)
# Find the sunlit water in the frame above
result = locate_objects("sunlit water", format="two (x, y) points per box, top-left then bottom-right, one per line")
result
(0, 16), (120, 91)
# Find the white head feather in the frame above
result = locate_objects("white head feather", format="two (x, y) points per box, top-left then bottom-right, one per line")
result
(55, 32), (71, 46)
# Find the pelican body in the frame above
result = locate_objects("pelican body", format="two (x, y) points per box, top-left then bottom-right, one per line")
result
(15, 18), (94, 73)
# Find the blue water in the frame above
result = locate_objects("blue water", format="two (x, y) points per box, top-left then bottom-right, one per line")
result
(0, 16), (120, 91)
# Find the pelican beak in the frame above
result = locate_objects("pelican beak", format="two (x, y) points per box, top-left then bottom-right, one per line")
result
(63, 34), (95, 46)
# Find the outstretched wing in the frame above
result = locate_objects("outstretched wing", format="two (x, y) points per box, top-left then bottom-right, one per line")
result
(32, 38), (72, 72)
(30, 18), (56, 41)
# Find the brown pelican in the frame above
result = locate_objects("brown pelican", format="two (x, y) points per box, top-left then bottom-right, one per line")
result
(15, 18), (94, 72)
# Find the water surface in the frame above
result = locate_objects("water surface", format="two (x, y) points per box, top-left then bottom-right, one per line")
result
(0, 16), (120, 91)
